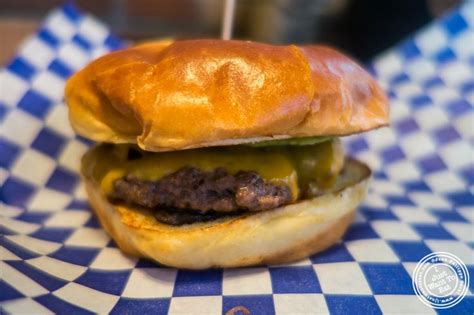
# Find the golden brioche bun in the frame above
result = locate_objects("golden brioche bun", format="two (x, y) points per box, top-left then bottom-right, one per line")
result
(66, 39), (389, 152)
(82, 154), (370, 269)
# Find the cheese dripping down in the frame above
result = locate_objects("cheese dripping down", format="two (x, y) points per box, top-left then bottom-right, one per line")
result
(84, 138), (344, 202)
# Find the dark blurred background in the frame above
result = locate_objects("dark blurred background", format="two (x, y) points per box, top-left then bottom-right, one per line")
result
(0, 0), (462, 64)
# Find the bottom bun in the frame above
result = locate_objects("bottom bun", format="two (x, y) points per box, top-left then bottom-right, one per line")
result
(82, 158), (370, 269)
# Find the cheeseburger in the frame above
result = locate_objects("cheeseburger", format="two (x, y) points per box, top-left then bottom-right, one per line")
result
(65, 39), (389, 269)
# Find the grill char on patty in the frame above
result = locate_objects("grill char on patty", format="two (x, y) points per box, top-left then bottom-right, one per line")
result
(111, 166), (293, 213)
(153, 208), (242, 226)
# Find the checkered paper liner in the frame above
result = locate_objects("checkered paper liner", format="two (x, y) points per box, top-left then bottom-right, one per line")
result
(0, 3), (473, 314)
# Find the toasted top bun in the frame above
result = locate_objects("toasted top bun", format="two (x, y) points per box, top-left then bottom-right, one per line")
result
(66, 40), (388, 151)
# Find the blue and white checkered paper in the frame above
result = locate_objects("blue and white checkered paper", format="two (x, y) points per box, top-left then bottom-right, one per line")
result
(1, 3), (473, 314)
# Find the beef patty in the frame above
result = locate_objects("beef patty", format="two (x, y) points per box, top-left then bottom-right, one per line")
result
(111, 167), (293, 214)
(153, 208), (243, 226)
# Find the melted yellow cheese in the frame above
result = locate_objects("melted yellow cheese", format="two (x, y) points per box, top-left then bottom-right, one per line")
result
(84, 139), (343, 202)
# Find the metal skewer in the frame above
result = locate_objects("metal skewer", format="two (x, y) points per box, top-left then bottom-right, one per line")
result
(221, 0), (236, 40)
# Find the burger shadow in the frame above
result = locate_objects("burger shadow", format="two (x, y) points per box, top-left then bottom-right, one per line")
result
(135, 254), (276, 293)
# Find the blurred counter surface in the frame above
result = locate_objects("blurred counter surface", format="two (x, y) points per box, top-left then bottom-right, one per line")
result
(0, 0), (461, 65)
